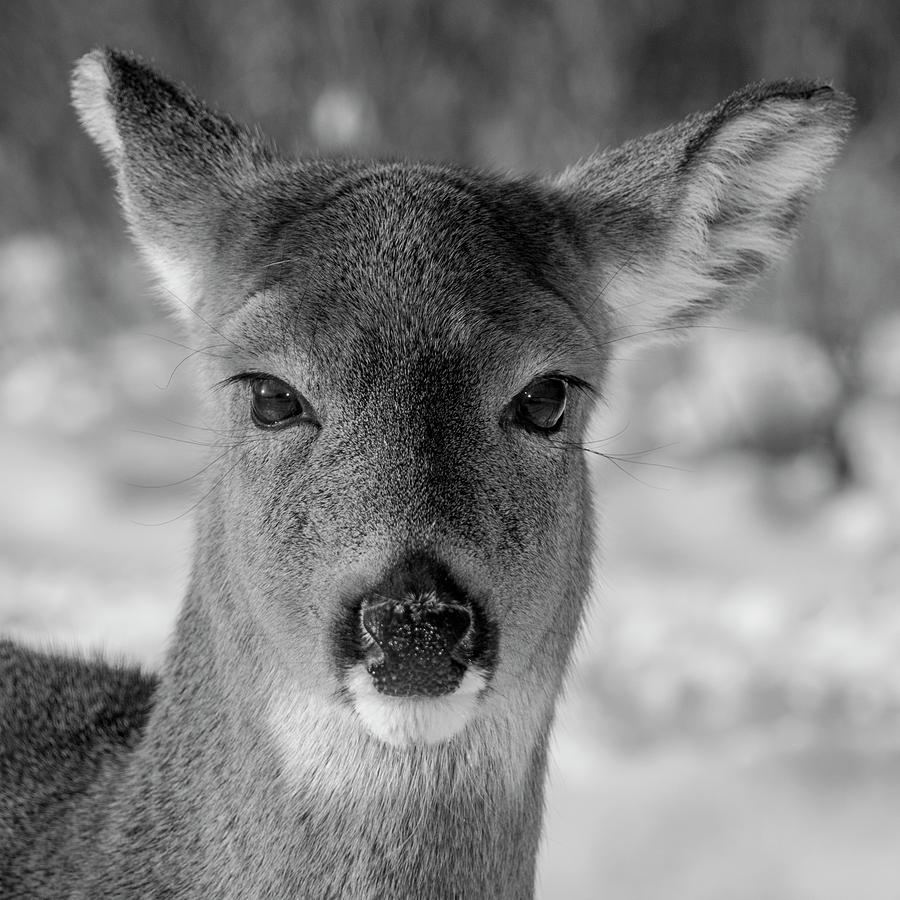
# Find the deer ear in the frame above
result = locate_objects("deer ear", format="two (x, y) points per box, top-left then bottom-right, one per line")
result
(71, 49), (274, 316)
(555, 81), (853, 342)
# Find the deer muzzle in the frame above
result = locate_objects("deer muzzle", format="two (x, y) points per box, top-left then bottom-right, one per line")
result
(360, 596), (473, 697)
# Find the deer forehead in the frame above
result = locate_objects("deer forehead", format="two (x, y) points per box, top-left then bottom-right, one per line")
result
(218, 292), (598, 421)
(212, 172), (605, 399)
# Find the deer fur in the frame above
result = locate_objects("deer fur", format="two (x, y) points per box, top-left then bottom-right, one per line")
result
(0, 49), (851, 899)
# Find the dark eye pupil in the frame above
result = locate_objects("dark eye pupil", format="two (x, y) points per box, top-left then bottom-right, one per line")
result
(250, 377), (303, 427)
(517, 378), (567, 431)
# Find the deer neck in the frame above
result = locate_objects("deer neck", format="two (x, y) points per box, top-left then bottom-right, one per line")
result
(116, 566), (553, 898)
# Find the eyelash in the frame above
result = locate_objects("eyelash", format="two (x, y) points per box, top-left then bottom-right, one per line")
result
(214, 371), (271, 390)
(217, 370), (593, 433)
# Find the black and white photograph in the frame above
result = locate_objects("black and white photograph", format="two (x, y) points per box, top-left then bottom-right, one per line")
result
(1, 2), (898, 897)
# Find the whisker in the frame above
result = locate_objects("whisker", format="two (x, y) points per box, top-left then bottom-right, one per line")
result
(578, 439), (678, 456)
(155, 345), (222, 391)
(600, 321), (742, 348)
(136, 332), (233, 358)
(131, 449), (248, 527)
(591, 452), (689, 472)
(547, 439), (675, 487)
(156, 415), (243, 440)
(127, 428), (244, 449)
(554, 437), (690, 473)
(583, 249), (639, 320)
(123, 448), (238, 490)
(159, 285), (244, 352)
(580, 420), (633, 446)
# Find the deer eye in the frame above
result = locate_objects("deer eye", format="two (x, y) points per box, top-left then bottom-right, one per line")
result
(250, 376), (308, 428)
(514, 378), (567, 432)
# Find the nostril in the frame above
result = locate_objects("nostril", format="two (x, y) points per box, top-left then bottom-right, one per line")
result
(361, 599), (472, 656)
(437, 604), (471, 649)
(358, 597), (473, 697)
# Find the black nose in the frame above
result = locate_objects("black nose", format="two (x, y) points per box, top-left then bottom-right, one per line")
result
(333, 554), (496, 697)
(361, 596), (472, 696)
(362, 597), (471, 652)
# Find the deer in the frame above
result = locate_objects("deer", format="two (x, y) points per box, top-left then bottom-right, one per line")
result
(0, 48), (851, 899)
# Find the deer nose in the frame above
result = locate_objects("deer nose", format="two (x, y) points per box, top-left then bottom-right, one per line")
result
(332, 553), (498, 698)
(360, 596), (472, 697)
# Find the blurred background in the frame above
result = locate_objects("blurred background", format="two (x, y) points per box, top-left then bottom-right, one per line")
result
(2, 1), (899, 897)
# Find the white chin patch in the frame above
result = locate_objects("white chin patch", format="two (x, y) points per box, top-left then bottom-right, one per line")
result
(347, 665), (486, 747)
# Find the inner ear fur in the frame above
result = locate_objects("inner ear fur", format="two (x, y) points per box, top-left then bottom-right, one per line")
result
(554, 80), (854, 340)
(71, 48), (275, 316)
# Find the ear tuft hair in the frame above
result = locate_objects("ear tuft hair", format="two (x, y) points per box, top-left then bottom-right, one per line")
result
(71, 50), (122, 162)
(71, 49), (276, 320)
